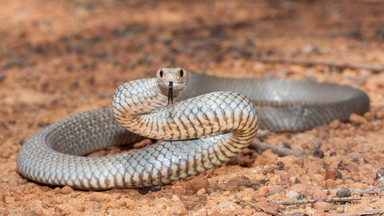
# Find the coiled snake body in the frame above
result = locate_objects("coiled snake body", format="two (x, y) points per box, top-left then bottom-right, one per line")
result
(17, 67), (369, 190)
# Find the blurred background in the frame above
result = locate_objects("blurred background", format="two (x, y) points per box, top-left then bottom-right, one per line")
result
(1, 1), (384, 215)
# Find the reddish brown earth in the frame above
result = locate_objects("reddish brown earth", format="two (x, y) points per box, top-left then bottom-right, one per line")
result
(1, 0), (384, 215)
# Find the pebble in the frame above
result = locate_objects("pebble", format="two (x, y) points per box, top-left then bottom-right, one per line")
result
(313, 189), (327, 199)
(376, 168), (384, 179)
(349, 113), (367, 125)
(41, 198), (53, 209)
(377, 177), (384, 188)
(173, 185), (186, 195)
(278, 141), (291, 149)
(89, 195), (101, 202)
(227, 175), (259, 190)
(0, 147), (13, 159)
(169, 201), (187, 215)
(329, 120), (341, 129)
(236, 154), (254, 167)
(307, 141), (322, 151)
(196, 188), (206, 195)
(296, 133), (314, 142)
(312, 150), (324, 158)
(290, 212), (309, 216)
(0, 209), (9, 216)
(60, 186), (74, 194)
(336, 187), (351, 197)
(286, 190), (300, 199)
(184, 176), (209, 193)
(289, 184), (308, 193)
(313, 201), (331, 210)
(217, 202), (237, 211)
(0, 73), (6, 82)
(92, 203), (101, 212)
(278, 155), (297, 167)
(267, 185), (285, 196)
(258, 186), (269, 197)
(19, 210), (43, 216)
(276, 161), (284, 170)
(262, 149), (279, 161)
(325, 168), (342, 180)
(346, 152), (362, 160)
(323, 179), (337, 189)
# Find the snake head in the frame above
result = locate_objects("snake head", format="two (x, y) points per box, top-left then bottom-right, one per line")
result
(156, 66), (189, 100)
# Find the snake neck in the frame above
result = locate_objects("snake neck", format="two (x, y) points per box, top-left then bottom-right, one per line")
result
(113, 77), (259, 144)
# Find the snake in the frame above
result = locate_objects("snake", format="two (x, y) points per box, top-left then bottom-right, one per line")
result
(17, 67), (369, 190)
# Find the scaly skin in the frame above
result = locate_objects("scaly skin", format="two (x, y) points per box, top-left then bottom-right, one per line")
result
(17, 67), (369, 190)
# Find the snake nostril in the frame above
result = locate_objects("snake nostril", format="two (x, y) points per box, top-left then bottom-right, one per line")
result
(159, 70), (163, 77)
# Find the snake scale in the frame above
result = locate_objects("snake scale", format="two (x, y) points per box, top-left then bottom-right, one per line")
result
(17, 67), (369, 190)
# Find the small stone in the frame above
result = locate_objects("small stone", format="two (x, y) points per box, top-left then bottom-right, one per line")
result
(60, 186), (74, 194)
(323, 179), (337, 189)
(267, 186), (285, 196)
(346, 152), (362, 160)
(307, 141), (322, 151)
(170, 201), (187, 215)
(349, 113), (367, 125)
(0, 209), (9, 216)
(19, 210), (42, 216)
(89, 195), (101, 202)
(313, 201), (331, 210)
(289, 184), (308, 193)
(173, 186), (186, 196)
(236, 154), (254, 167)
(329, 120), (341, 129)
(325, 168), (342, 180)
(172, 195), (181, 202)
(92, 203), (101, 212)
(276, 161), (284, 170)
(217, 202), (237, 211)
(278, 141), (291, 149)
(313, 150), (324, 158)
(0, 147), (13, 159)
(336, 187), (351, 197)
(0, 194), (6, 203)
(296, 133), (314, 142)
(375, 168), (384, 179)
(184, 176), (209, 193)
(377, 177), (384, 188)
(291, 213), (309, 216)
(336, 206), (344, 213)
(41, 198), (53, 209)
(0, 73), (6, 82)
(258, 186), (269, 197)
(313, 189), (327, 199)
(196, 188), (206, 195)
(262, 149), (279, 161)
(286, 190), (300, 199)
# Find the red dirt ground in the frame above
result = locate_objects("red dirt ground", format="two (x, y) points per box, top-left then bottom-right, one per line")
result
(1, 0), (384, 215)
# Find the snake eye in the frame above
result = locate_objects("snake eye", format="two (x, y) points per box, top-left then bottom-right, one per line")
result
(180, 69), (184, 77)
(159, 70), (163, 77)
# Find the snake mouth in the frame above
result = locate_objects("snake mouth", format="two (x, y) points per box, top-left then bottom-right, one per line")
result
(168, 81), (173, 105)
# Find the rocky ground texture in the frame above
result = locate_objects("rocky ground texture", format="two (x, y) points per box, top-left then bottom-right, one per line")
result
(1, 0), (384, 215)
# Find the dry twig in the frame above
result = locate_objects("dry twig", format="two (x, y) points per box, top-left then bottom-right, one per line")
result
(328, 209), (384, 216)
(235, 195), (282, 216)
(323, 187), (384, 195)
(257, 57), (384, 72)
(249, 141), (308, 157)
(267, 197), (360, 205)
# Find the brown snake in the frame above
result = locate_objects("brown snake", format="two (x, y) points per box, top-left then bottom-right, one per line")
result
(17, 67), (369, 190)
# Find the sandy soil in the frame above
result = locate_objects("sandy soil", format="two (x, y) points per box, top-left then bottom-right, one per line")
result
(1, 0), (384, 215)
